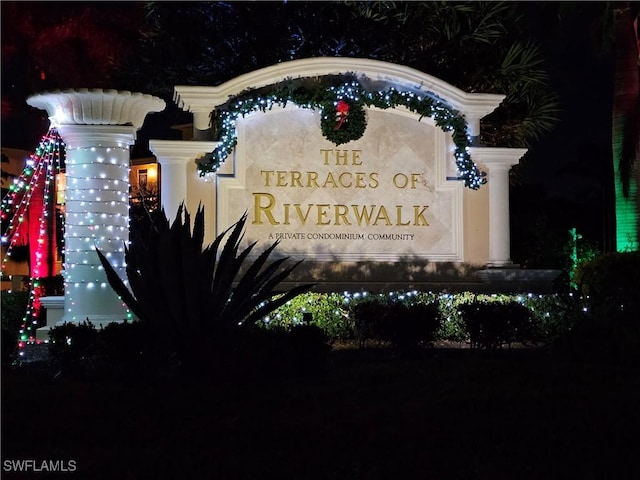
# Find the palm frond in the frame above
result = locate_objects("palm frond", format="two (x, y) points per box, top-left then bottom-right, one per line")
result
(95, 246), (147, 322)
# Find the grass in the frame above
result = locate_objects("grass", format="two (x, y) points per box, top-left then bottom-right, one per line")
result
(2, 345), (640, 480)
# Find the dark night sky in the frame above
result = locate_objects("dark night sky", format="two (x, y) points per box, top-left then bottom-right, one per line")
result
(1, 1), (618, 262)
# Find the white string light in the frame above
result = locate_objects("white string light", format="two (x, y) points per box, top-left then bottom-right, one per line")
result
(198, 78), (485, 189)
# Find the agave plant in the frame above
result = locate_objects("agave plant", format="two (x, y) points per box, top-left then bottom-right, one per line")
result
(96, 203), (314, 365)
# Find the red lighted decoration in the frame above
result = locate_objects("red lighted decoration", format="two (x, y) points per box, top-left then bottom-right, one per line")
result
(1, 127), (64, 348)
(334, 100), (350, 130)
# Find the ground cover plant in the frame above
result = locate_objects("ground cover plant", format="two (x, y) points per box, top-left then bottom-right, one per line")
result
(262, 290), (585, 350)
(1, 290), (29, 365)
(35, 289), (584, 382)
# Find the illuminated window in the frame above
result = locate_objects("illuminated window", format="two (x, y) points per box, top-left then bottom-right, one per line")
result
(138, 169), (148, 186)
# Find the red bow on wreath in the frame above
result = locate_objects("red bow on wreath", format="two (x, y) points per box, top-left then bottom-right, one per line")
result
(334, 100), (350, 130)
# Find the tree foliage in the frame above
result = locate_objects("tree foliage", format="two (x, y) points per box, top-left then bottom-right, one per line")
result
(1, 2), (145, 149)
(2, 1), (563, 149)
(114, 1), (559, 148)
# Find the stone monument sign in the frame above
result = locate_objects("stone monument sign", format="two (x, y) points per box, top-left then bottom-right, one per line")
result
(151, 58), (528, 291)
(218, 106), (463, 262)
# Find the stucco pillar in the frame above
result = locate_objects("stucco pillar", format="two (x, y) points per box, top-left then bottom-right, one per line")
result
(469, 147), (527, 267)
(464, 114), (482, 139)
(148, 140), (220, 222)
(192, 111), (212, 140)
(27, 89), (165, 326)
(173, 87), (216, 141)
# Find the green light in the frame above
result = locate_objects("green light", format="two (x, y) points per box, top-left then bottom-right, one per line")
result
(569, 227), (582, 289)
(614, 175), (638, 252)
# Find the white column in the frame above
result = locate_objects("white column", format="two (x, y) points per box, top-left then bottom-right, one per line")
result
(487, 163), (513, 267)
(60, 126), (135, 323)
(27, 89), (165, 326)
(192, 111), (212, 140)
(148, 140), (219, 222)
(469, 147), (527, 268)
(464, 114), (482, 138)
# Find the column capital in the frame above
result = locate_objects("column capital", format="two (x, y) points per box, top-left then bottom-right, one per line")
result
(26, 88), (165, 129)
(149, 139), (220, 162)
(469, 147), (528, 169)
(464, 114), (482, 138)
(58, 124), (137, 149)
(192, 111), (212, 131)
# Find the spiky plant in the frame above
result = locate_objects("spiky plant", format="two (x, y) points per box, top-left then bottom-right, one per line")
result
(96, 203), (314, 367)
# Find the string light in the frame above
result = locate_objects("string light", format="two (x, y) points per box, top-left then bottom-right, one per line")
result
(1, 128), (65, 349)
(197, 77), (486, 189)
(1, 128), (137, 345)
(55, 142), (133, 323)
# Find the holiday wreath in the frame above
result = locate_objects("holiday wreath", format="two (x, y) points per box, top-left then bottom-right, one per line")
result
(197, 75), (485, 189)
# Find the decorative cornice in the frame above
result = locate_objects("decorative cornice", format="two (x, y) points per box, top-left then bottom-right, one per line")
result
(39, 296), (65, 308)
(469, 147), (528, 168)
(27, 88), (166, 129)
(148, 140), (220, 161)
(174, 57), (505, 119)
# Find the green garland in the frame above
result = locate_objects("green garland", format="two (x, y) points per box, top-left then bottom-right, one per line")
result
(197, 76), (486, 189)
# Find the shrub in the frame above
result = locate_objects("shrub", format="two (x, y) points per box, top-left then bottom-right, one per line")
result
(459, 303), (505, 349)
(458, 300), (534, 349)
(574, 251), (640, 317)
(349, 297), (390, 347)
(45, 319), (329, 382)
(265, 291), (585, 348)
(567, 252), (640, 362)
(1, 290), (30, 362)
(97, 204), (314, 374)
(348, 293), (441, 351)
(48, 321), (100, 378)
(383, 301), (441, 352)
(435, 292), (475, 342)
(48, 320), (192, 381)
(261, 292), (352, 342)
(96, 320), (149, 380)
(521, 293), (584, 344)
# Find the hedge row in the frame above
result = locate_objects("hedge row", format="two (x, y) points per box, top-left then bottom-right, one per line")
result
(46, 320), (329, 381)
(261, 291), (584, 350)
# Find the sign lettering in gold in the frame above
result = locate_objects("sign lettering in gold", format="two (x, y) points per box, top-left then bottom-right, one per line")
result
(251, 149), (429, 228)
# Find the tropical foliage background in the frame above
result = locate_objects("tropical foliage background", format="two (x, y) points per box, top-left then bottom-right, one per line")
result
(1, 1), (572, 149)
(119, 1), (562, 149)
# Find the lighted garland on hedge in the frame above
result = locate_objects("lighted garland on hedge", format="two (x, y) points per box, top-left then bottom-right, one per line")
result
(197, 77), (485, 189)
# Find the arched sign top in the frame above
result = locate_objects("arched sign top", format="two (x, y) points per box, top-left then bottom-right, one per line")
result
(174, 57), (505, 132)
